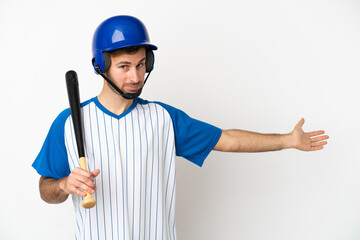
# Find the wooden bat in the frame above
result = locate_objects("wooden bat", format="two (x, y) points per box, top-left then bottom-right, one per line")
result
(65, 70), (96, 209)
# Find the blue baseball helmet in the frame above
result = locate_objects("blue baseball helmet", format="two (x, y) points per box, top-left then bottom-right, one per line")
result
(92, 15), (158, 74)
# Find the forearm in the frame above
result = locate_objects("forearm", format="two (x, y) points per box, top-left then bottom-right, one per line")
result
(214, 129), (294, 152)
(39, 176), (69, 204)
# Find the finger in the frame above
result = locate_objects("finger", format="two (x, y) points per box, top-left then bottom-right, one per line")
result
(91, 169), (101, 177)
(66, 179), (96, 195)
(72, 168), (94, 181)
(77, 174), (97, 190)
(311, 145), (324, 151)
(296, 118), (305, 128)
(307, 130), (326, 137)
(311, 140), (328, 147)
(65, 184), (87, 197)
(76, 181), (96, 194)
(310, 135), (329, 142)
(72, 187), (87, 197)
(73, 167), (95, 180)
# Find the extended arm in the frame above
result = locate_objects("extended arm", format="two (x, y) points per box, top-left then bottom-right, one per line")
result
(214, 118), (328, 152)
(39, 168), (100, 204)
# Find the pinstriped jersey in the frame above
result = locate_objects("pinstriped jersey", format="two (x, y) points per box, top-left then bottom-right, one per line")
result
(33, 97), (222, 240)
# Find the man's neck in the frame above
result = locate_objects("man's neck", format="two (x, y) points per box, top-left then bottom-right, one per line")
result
(97, 85), (134, 116)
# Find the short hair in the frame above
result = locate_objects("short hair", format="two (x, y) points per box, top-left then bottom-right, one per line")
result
(106, 45), (146, 57)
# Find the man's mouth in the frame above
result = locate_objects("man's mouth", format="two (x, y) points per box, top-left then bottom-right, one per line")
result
(124, 85), (142, 93)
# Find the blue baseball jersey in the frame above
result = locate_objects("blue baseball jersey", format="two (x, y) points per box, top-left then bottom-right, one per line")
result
(32, 97), (222, 240)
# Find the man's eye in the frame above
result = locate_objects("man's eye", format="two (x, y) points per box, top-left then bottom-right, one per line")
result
(137, 63), (145, 68)
(119, 65), (128, 70)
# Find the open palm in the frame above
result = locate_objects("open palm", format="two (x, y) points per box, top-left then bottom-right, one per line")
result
(291, 118), (329, 151)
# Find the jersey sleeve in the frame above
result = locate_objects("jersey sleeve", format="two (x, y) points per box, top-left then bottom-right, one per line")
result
(156, 102), (222, 167)
(32, 109), (71, 179)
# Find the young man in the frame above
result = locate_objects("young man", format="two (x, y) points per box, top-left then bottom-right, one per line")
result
(32, 15), (328, 240)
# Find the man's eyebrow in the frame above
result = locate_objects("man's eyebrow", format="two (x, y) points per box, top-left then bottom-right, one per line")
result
(115, 61), (131, 65)
(115, 58), (146, 66)
(138, 57), (146, 64)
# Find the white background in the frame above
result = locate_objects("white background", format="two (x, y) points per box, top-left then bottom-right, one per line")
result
(1, 0), (359, 239)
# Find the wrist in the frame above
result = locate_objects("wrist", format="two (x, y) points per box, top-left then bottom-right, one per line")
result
(282, 133), (295, 149)
(59, 177), (70, 195)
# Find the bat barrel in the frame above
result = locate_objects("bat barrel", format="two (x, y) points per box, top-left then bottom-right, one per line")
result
(65, 70), (85, 158)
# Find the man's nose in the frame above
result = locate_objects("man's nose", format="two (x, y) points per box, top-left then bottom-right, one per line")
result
(129, 68), (141, 83)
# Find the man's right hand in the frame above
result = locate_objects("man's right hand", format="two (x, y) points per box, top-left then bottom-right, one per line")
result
(59, 168), (100, 197)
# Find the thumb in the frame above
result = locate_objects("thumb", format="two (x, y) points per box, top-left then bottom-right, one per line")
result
(91, 169), (100, 177)
(296, 118), (305, 129)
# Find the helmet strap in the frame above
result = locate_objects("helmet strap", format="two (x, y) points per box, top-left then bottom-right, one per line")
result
(95, 65), (151, 100)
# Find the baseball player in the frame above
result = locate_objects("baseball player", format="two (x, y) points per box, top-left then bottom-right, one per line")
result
(32, 15), (329, 240)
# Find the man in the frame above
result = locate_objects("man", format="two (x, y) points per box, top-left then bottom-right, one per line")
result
(32, 15), (328, 240)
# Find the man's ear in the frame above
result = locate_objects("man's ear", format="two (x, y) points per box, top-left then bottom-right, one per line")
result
(103, 53), (112, 73)
(146, 49), (154, 72)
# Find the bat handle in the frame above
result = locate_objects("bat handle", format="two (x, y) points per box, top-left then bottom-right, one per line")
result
(79, 157), (96, 209)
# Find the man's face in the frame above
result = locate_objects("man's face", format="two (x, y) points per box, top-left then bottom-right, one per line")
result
(106, 47), (147, 95)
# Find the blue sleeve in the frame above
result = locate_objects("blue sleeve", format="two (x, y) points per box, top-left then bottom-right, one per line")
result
(156, 102), (222, 167)
(32, 109), (71, 179)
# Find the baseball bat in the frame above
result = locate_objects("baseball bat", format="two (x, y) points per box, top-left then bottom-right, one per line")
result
(65, 70), (96, 209)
